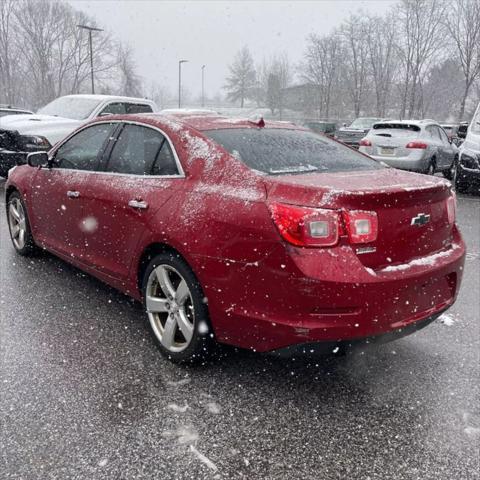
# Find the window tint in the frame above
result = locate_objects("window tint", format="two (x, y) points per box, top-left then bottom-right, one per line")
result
(106, 124), (179, 176)
(54, 123), (115, 171)
(204, 128), (382, 175)
(100, 102), (126, 115)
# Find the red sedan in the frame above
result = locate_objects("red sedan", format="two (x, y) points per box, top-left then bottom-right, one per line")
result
(5, 113), (465, 362)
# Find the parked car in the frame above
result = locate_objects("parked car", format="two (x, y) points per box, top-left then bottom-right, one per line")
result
(452, 103), (480, 193)
(5, 113), (465, 363)
(358, 120), (458, 176)
(0, 105), (33, 118)
(335, 117), (382, 148)
(0, 94), (157, 178)
(303, 120), (337, 137)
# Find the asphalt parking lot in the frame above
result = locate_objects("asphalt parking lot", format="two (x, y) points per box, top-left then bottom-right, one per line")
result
(0, 179), (479, 480)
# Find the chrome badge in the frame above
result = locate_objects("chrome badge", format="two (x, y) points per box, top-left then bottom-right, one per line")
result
(411, 213), (431, 226)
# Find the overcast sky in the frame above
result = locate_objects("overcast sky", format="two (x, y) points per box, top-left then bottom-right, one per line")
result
(69, 0), (395, 99)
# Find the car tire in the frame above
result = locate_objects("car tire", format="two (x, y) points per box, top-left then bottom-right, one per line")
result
(452, 159), (468, 193)
(442, 158), (455, 180)
(6, 191), (39, 256)
(425, 158), (436, 175)
(142, 251), (215, 363)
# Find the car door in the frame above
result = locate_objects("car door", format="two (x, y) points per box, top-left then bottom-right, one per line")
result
(30, 122), (117, 261)
(425, 125), (442, 161)
(85, 122), (184, 280)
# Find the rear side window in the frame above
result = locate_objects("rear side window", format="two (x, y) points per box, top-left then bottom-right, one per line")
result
(101, 102), (126, 115)
(106, 124), (179, 176)
(126, 104), (153, 114)
(204, 128), (381, 175)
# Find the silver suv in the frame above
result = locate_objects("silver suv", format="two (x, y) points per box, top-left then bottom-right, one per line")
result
(358, 120), (458, 176)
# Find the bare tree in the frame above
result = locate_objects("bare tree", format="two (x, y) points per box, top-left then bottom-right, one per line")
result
(396, 0), (447, 119)
(256, 54), (291, 114)
(340, 14), (370, 117)
(302, 33), (342, 119)
(0, 0), (20, 105)
(444, 0), (480, 120)
(224, 46), (256, 108)
(0, 0), (138, 109)
(116, 44), (142, 97)
(365, 13), (398, 117)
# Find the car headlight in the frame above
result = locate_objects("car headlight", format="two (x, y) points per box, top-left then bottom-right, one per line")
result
(459, 149), (480, 170)
(19, 135), (51, 152)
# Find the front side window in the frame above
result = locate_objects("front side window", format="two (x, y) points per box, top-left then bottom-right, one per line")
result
(105, 124), (179, 176)
(54, 123), (115, 171)
(204, 128), (382, 175)
(100, 103), (126, 115)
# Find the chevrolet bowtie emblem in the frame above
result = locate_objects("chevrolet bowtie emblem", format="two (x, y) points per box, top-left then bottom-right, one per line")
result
(411, 213), (431, 226)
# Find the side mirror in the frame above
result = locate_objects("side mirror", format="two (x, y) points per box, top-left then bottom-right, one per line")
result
(27, 151), (50, 168)
(98, 112), (113, 117)
(342, 122), (347, 127)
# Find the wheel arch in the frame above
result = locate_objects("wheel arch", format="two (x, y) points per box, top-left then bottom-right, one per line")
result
(136, 242), (197, 297)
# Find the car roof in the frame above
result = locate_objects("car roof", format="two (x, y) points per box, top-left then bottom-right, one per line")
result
(372, 119), (439, 128)
(59, 94), (155, 104)
(134, 113), (301, 132)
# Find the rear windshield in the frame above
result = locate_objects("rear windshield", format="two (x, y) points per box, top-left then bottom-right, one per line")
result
(204, 128), (382, 175)
(372, 123), (420, 138)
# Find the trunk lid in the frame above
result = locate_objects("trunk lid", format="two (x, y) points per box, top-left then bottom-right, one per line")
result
(264, 168), (454, 269)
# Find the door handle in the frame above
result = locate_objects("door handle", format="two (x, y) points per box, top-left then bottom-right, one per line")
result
(67, 190), (80, 198)
(128, 199), (148, 210)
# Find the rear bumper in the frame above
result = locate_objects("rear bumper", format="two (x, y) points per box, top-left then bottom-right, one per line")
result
(273, 308), (444, 357)
(207, 229), (466, 352)
(0, 149), (26, 177)
(362, 153), (428, 172)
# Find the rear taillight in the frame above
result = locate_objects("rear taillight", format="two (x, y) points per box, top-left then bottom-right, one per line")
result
(406, 141), (427, 149)
(447, 193), (456, 224)
(342, 210), (378, 244)
(269, 203), (379, 247)
(359, 138), (372, 147)
(269, 203), (342, 247)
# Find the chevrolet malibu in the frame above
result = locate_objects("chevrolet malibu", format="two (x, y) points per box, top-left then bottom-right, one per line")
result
(5, 113), (465, 362)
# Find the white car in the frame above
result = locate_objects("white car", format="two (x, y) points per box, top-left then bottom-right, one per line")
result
(0, 94), (157, 177)
(454, 103), (480, 193)
(358, 119), (458, 176)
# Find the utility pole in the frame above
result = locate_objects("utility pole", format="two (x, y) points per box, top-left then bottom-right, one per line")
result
(178, 60), (188, 108)
(77, 24), (104, 94)
(201, 65), (206, 107)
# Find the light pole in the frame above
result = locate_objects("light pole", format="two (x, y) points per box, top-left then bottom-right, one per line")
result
(201, 65), (206, 107)
(178, 59), (188, 108)
(77, 24), (104, 94)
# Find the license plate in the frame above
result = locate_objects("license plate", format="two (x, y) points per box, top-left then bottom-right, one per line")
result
(380, 147), (395, 155)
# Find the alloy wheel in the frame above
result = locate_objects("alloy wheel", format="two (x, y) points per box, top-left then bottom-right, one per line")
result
(8, 198), (27, 250)
(145, 264), (195, 353)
